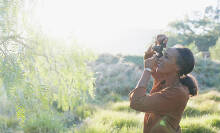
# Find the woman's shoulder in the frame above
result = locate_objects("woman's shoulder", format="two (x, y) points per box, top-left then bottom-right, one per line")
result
(162, 83), (190, 100)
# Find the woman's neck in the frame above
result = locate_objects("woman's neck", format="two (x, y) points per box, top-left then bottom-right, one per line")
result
(152, 72), (180, 88)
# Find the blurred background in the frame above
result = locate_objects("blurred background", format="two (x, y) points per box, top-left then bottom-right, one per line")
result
(0, 0), (220, 133)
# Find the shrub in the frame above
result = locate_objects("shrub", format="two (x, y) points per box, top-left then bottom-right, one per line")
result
(123, 55), (144, 69)
(93, 54), (220, 92)
(74, 104), (96, 121)
(0, 115), (18, 133)
(186, 42), (199, 55)
(23, 111), (64, 133)
(90, 54), (143, 97)
(60, 104), (97, 129)
(210, 39), (220, 61)
(193, 57), (220, 89)
(90, 54), (154, 102)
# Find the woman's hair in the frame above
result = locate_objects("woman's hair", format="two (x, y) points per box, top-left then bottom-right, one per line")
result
(176, 48), (199, 96)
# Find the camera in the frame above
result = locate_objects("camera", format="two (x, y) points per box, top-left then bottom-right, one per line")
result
(152, 35), (168, 58)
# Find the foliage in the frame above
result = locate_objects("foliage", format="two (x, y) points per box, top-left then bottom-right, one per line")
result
(109, 101), (139, 113)
(167, 3), (220, 51)
(90, 54), (143, 97)
(74, 110), (143, 133)
(122, 55), (144, 69)
(23, 111), (64, 133)
(194, 32), (219, 51)
(1, 0), (220, 133)
(90, 54), (154, 103)
(180, 115), (219, 133)
(185, 42), (199, 55)
(193, 57), (220, 89)
(0, 0), (21, 35)
(0, 1), (97, 132)
(0, 115), (19, 133)
(91, 53), (220, 102)
(210, 39), (220, 60)
(74, 90), (220, 133)
(95, 54), (220, 90)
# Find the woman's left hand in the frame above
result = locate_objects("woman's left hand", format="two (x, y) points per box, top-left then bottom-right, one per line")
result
(144, 55), (158, 72)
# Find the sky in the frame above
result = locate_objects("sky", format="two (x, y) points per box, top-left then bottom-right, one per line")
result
(32, 0), (216, 55)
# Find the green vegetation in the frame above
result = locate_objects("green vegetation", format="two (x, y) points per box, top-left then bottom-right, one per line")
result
(210, 39), (220, 60)
(74, 91), (220, 133)
(166, 2), (220, 51)
(1, 0), (220, 133)
(23, 111), (64, 133)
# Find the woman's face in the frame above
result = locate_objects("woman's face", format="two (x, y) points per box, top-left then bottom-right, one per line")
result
(156, 48), (180, 74)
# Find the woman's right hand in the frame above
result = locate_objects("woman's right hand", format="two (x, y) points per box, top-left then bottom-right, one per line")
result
(144, 44), (155, 60)
(144, 55), (158, 72)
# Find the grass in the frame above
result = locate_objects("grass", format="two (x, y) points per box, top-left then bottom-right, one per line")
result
(109, 101), (137, 113)
(74, 90), (220, 133)
(23, 111), (64, 133)
(1, 90), (220, 133)
(73, 109), (144, 133)
(180, 114), (220, 133)
(0, 115), (19, 133)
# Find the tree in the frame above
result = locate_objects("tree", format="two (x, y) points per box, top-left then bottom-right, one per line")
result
(167, 1), (220, 50)
(0, 1), (97, 129)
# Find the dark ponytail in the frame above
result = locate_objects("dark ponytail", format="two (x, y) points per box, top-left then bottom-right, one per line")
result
(176, 48), (199, 97)
(179, 74), (198, 96)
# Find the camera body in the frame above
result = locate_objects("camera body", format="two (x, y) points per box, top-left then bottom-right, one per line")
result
(152, 35), (168, 58)
(152, 43), (166, 58)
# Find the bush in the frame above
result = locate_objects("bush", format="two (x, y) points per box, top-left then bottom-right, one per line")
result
(193, 57), (220, 89)
(74, 104), (96, 121)
(90, 54), (143, 97)
(123, 55), (144, 69)
(123, 53), (220, 90)
(93, 54), (220, 92)
(186, 42), (199, 55)
(90, 54), (154, 103)
(0, 115), (18, 133)
(23, 111), (64, 133)
(210, 39), (220, 61)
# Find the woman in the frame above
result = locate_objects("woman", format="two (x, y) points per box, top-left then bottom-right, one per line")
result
(129, 38), (198, 133)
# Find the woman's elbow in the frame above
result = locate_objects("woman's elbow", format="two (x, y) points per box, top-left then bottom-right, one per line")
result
(129, 94), (137, 109)
(129, 93), (135, 109)
(130, 98), (149, 112)
(130, 99), (142, 111)
(130, 100), (136, 110)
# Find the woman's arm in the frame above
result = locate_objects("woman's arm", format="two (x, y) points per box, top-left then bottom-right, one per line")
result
(129, 70), (151, 109)
(129, 57), (187, 113)
(129, 56), (157, 110)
